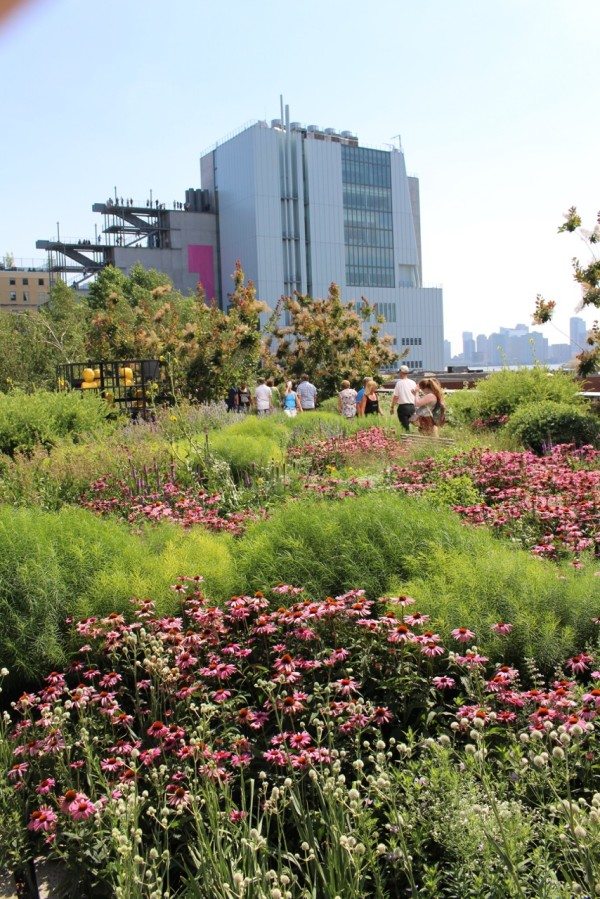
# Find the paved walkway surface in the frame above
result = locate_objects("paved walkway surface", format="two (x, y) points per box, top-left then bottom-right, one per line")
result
(0, 861), (65, 898)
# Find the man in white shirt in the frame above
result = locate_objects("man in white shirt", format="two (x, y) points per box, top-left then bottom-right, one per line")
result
(254, 378), (272, 415)
(389, 365), (417, 431)
(296, 374), (317, 410)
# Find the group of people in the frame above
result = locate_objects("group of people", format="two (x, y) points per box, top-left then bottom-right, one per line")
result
(225, 366), (446, 435)
(338, 366), (445, 435)
(226, 375), (318, 417)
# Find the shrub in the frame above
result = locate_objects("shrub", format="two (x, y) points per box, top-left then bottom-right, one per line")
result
(0, 505), (236, 686)
(236, 492), (599, 666)
(0, 390), (114, 456)
(504, 400), (600, 453)
(0, 435), (175, 510)
(451, 367), (583, 428)
(205, 430), (284, 480)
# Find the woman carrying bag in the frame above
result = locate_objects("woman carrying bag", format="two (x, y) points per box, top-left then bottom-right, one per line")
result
(412, 378), (445, 436)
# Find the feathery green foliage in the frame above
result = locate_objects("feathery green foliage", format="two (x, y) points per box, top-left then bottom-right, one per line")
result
(0, 389), (114, 457)
(236, 492), (598, 667)
(0, 506), (236, 687)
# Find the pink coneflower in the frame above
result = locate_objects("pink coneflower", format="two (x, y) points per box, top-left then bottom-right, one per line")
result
(253, 616), (277, 635)
(582, 688), (600, 707)
(565, 653), (593, 674)
(8, 763), (29, 781)
(147, 720), (169, 739)
(28, 806), (58, 833)
(432, 675), (455, 690)
(273, 653), (297, 675)
(111, 711), (134, 726)
(387, 595), (416, 607)
(99, 671), (122, 688)
(237, 707), (256, 726)
(289, 731), (312, 748)
(404, 611), (429, 626)
(455, 651), (489, 668)
(140, 747), (161, 766)
(263, 748), (287, 765)
(496, 710), (517, 724)
(175, 651), (198, 670)
(221, 644), (252, 658)
(334, 677), (360, 696)
(68, 795), (96, 821)
(421, 641), (444, 658)
(36, 778), (56, 794)
(229, 809), (247, 822)
(230, 753), (252, 767)
(248, 711), (269, 730)
(100, 757), (124, 773)
(166, 784), (190, 808)
(451, 627), (476, 643)
(280, 692), (307, 714)
(415, 631), (441, 645)
(212, 689), (232, 703)
(491, 622), (513, 636)
(387, 624), (413, 644)
(372, 706), (393, 725)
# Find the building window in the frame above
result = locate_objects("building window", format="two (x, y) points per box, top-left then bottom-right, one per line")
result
(342, 146), (395, 288)
(23, 292), (29, 302)
(22, 278), (28, 285)
(38, 278), (44, 286)
(9, 291), (16, 301)
(9, 278), (15, 286)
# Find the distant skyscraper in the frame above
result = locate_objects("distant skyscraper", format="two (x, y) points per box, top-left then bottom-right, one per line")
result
(570, 317), (587, 354)
(443, 339), (452, 366)
(476, 333), (488, 365)
(462, 331), (475, 363)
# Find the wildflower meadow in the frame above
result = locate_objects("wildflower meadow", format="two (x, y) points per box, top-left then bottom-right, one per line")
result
(0, 370), (598, 897)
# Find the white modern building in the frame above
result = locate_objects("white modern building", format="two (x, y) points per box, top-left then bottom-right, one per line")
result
(37, 110), (444, 371)
(201, 114), (443, 371)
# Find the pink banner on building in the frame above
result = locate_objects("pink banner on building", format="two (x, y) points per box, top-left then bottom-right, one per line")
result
(187, 245), (215, 302)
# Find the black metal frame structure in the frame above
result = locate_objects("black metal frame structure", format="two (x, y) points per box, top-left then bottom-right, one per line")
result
(57, 359), (165, 418)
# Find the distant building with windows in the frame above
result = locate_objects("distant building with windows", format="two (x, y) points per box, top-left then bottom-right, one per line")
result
(570, 316), (587, 354)
(36, 109), (444, 370)
(0, 262), (50, 312)
(201, 115), (443, 370)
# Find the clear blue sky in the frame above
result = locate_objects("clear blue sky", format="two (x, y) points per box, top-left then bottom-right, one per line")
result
(2, 0), (599, 352)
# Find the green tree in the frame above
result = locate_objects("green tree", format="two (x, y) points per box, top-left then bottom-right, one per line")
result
(86, 262), (267, 401)
(261, 283), (398, 397)
(181, 262), (267, 400)
(534, 207), (600, 375)
(0, 280), (89, 391)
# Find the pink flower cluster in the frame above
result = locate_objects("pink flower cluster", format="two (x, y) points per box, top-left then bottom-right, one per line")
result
(82, 477), (260, 535)
(7, 581), (598, 846)
(288, 427), (407, 473)
(388, 444), (600, 562)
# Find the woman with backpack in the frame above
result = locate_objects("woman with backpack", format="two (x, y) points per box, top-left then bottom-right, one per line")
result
(412, 378), (446, 436)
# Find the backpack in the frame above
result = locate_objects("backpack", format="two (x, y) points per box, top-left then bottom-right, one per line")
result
(432, 402), (446, 426)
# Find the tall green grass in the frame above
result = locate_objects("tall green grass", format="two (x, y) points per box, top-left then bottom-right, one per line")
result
(236, 492), (600, 667)
(0, 506), (236, 686)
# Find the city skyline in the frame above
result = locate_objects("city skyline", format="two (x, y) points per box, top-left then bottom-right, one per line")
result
(1, 0), (599, 350)
(446, 316), (589, 368)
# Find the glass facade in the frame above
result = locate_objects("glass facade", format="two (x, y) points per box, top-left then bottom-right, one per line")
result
(342, 145), (395, 288)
